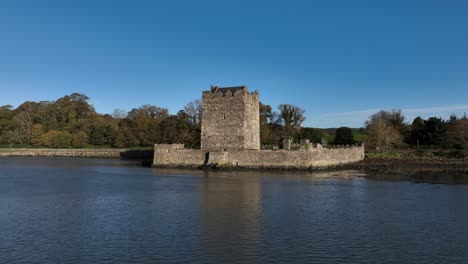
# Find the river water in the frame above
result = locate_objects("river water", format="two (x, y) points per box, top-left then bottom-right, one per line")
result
(1, 157), (468, 263)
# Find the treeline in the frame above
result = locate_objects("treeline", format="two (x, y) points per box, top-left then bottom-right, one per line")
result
(364, 109), (468, 150)
(1, 93), (466, 151)
(0, 93), (202, 148)
(0, 93), (321, 149)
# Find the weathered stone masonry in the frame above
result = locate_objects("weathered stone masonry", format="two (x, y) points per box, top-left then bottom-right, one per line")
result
(154, 144), (364, 169)
(154, 85), (365, 169)
(0, 148), (125, 158)
(201, 86), (260, 150)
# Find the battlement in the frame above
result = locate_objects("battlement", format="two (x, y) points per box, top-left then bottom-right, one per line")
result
(202, 85), (259, 99)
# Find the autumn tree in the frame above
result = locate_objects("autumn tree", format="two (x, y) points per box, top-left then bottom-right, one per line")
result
(0, 105), (14, 144)
(72, 131), (88, 148)
(364, 110), (401, 151)
(40, 130), (72, 148)
(447, 116), (467, 149)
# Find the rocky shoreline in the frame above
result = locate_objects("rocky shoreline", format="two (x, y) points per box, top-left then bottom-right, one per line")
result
(2, 149), (467, 184)
(339, 158), (468, 184)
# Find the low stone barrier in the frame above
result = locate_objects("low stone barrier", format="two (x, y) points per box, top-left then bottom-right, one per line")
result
(0, 148), (127, 158)
(153, 144), (365, 169)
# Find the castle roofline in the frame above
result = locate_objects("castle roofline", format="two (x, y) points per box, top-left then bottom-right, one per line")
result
(210, 85), (247, 94)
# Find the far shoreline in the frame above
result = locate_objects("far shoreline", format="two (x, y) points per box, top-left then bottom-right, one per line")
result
(2, 148), (468, 184)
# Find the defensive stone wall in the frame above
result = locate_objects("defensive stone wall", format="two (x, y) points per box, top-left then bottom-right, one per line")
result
(153, 144), (365, 169)
(0, 148), (126, 158)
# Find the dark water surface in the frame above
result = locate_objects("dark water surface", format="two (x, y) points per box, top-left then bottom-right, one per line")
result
(1, 157), (468, 264)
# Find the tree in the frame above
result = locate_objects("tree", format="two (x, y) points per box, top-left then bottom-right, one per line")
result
(53, 94), (95, 130)
(111, 108), (127, 119)
(365, 110), (401, 151)
(40, 130), (72, 148)
(72, 131), (88, 148)
(259, 102), (279, 145)
(30, 124), (44, 146)
(0, 105), (14, 144)
(334, 127), (355, 145)
(423, 117), (448, 146)
(126, 105), (169, 145)
(184, 99), (202, 126)
(13, 102), (39, 145)
(297, 127), (327, 144)
(278, 104), (306, 138)
(447, 118), (468, 149)
(389, 109), (406, 133)
(407, 116), (425, 145)
(113, 127), (139, 148)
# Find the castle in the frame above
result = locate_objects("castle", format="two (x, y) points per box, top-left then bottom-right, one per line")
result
(201, 85), (260, 151)
(153, 86), (364, 169)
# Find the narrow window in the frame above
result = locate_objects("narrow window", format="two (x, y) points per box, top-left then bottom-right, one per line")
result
(223, 113), (226, 119)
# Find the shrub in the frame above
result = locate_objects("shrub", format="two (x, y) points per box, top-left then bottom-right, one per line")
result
(447, 150), (465, 159)
(72, 131), (88, 148)
(40, 130), (72, 148)
(334, 127), (355, 145)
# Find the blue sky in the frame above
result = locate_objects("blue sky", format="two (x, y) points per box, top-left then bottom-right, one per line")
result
(0, 0), (467, 127)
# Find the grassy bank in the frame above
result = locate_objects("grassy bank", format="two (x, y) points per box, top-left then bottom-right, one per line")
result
(366, 149), (467, 160)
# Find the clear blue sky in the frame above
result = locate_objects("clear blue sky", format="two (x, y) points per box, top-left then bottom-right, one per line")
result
(1, 0), (467, 127)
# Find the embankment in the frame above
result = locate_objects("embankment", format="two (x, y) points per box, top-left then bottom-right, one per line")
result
(0, 148), (154, 161)
(342, 158), (468, 184)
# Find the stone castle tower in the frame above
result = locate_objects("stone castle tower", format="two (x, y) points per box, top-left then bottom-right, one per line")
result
(201, 85), (260, 151)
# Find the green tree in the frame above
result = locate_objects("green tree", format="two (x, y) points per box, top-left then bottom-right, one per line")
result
(297, 127), (327, 144)
(334, 127), (355, 145)
(259, 102), (278, 145)
(423, 117), (448, 146)
(408, 116), (425, 145)
(40, 130), (72, 148)
(278, 104), (305, 138)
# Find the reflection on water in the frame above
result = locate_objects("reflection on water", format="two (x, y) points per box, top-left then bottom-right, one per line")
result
(1, 157), (468, 263)
(200, 171), (262, 262)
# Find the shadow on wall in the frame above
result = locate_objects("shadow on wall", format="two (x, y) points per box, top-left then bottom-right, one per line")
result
(120, 149), (154, 166)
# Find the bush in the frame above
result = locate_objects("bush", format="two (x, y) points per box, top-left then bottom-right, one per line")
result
(72, 131), (88, 148)
(334, 127), (355, 145)
(40, 130), (72, 148)
(447, 150), (465, 159)
(452, 143), (465, 150)
(414, 149), (434, 158)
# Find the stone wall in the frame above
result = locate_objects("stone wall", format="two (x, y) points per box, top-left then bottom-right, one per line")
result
(243, 91), (260, 150)
(0, 148), (126, 158)
(153, 144), (365, 169)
